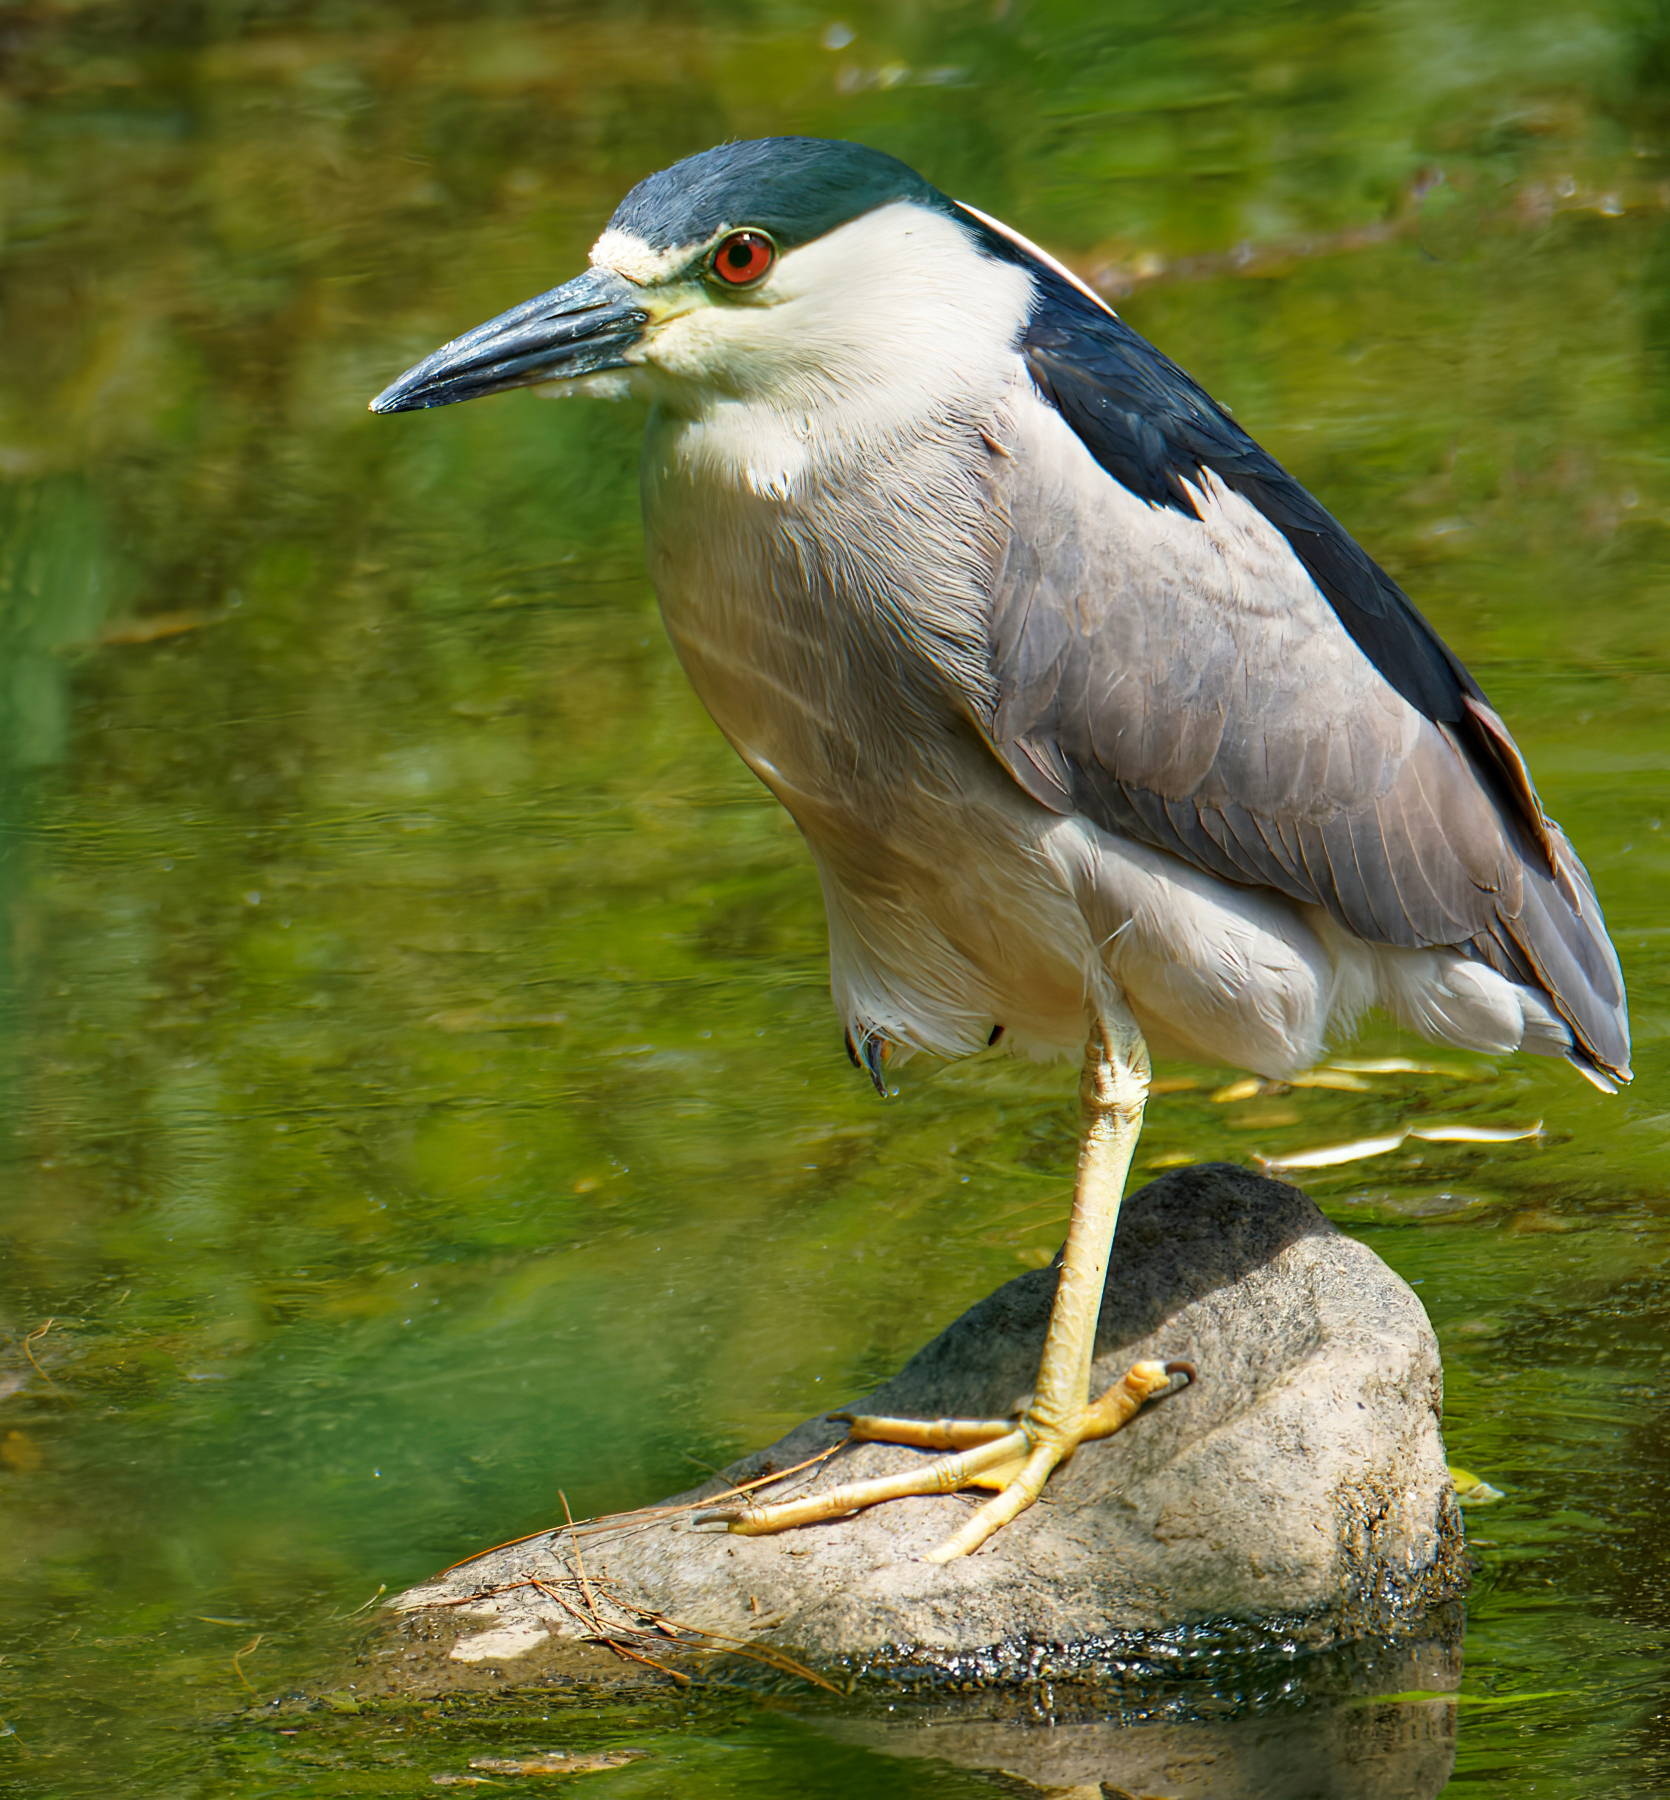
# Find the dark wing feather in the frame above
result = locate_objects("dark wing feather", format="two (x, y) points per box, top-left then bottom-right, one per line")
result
(975, 248), (1630, 1082)
(1017, 265), (1483, 727)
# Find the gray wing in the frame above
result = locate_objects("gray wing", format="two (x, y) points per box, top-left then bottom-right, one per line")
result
(980, 377), (1630, 1085)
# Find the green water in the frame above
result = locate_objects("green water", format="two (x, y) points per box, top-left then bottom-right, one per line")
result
(1, 0), (1668, 1792)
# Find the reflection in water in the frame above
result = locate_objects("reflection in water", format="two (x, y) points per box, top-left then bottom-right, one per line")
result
(1, 1), (1668, 1796)
(853, 1699), (1457, 1799)
(824, 1618), (1461, 1797)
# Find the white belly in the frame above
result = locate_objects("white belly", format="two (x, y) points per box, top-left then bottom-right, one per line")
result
(637, 396), (1561, 1080)
(638, 400), (1333, 1074)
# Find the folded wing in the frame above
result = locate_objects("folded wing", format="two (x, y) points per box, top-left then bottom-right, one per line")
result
(976, 248), (1630, 1084)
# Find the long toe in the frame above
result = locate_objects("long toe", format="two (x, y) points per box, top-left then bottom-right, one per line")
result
(921, 1360), (1193, 1560)
(693, 1358), (1190, 1555)
(923, 1359), (1190, 1560)
(833, 1412), (1020, 1450)
(1075, 1358), (1192, 1439)
(694, 1427), (1033, 1535)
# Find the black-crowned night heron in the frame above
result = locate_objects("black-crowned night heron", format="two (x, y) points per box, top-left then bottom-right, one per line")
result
(371, 138), (1631, 1562)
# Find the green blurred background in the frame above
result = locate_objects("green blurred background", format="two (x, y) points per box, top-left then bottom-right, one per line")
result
(1, 0), (1668, 1793)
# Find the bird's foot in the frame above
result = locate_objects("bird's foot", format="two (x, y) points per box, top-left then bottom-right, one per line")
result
(694, 1358), (1193, 1562)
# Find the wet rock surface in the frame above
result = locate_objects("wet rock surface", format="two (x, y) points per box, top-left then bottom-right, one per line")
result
(819, 1607), (1465, 1799)
(386, 1164), (1467, 1680)
(320, 1603), (1465, 1800)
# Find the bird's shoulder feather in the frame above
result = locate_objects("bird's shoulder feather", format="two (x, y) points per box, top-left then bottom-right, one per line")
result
(1012, 262), (1481, 726)
(958, 257), (1627, 1079)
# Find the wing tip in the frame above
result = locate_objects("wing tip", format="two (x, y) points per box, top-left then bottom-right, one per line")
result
(1568, 1049), (1630, 1094)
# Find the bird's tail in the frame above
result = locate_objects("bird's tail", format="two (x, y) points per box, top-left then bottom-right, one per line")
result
(1476, 821), (1630, 1089)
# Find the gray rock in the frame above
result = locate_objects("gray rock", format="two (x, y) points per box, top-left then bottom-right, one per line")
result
(391, 1165), (1466, 1677)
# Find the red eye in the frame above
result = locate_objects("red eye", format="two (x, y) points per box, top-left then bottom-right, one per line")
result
(710, 230), (775, 287)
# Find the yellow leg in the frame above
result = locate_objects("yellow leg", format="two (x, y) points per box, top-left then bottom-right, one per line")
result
(695, 1006), (1192, 1559)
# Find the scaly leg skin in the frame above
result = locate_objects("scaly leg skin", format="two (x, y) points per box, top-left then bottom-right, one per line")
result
(695, 1006), (1194, 1562)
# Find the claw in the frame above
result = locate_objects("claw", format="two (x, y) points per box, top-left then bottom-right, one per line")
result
(840, 1027), (891, 1095)
(697, 1355), (1189, 1556)
(694, 1428), (1032, 1535)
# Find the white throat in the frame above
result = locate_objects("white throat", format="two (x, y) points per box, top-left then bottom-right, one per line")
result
(636, 202), (1035, 499)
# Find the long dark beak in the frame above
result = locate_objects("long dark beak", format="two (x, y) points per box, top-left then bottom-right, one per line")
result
(369, 267), (649, 413)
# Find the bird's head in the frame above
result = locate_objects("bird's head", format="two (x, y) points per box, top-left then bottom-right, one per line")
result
(369, 138), (1042, 426)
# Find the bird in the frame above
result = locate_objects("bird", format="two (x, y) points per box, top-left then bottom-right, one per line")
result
(370, 137), (1631, 1563)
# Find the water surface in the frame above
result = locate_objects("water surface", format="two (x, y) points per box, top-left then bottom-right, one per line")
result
(1, 1), (1668, 1793)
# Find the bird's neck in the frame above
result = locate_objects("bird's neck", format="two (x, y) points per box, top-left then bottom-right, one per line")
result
(643, 372), (992, 503)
